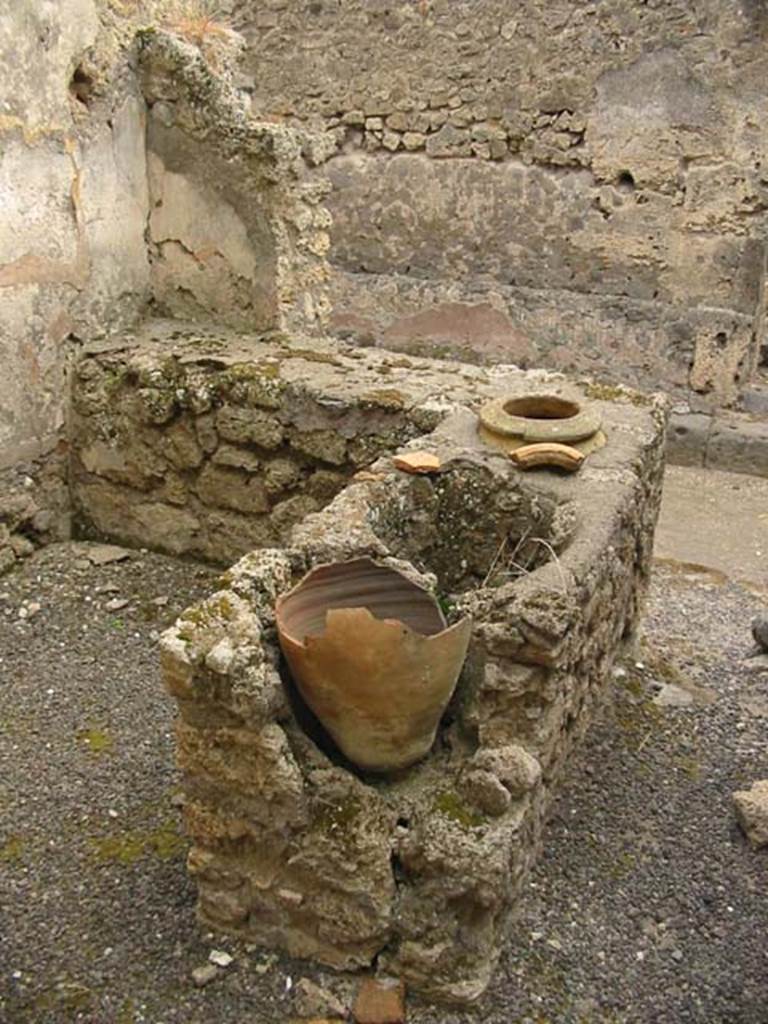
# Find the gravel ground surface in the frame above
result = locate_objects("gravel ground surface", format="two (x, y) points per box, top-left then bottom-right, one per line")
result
(1, 541), (766, 1024)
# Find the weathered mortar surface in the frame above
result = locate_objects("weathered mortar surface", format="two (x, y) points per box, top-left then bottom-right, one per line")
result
(70, 317), (662, 566)
(0, 0), (153, 560)
(159, 390), (666, 1003)
(229, 0), (768, 407)
(137, 27), (333, 336)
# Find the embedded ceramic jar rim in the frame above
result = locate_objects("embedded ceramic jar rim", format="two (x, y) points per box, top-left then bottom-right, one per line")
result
(275, 557), (472, 773)
(478, 393), (602, 444)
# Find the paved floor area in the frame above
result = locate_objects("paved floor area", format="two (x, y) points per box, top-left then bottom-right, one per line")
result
(0, 467), (766, 1023)
(655, 466), (768, 587)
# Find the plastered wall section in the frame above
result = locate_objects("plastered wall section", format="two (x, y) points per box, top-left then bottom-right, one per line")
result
(0, 0), (151, 560)
(232, 0), (768, 406)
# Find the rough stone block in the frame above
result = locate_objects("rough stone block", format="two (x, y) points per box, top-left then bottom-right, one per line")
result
(195, 464), (270, 514)
(217, 406), (284, 449)
(665, 411), (710, 468)
(706, 414), (768, 477)
(733, 780), (768, 848)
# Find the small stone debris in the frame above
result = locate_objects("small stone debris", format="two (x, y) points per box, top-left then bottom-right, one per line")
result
(95, 583), (121, 594)
(208, 949), (234, 968)
(105, 597), (130, 612)
(294, 977), (347, 1019)
(253, 952), (278, 974)
(352, 977), (406, 1024)
(392, 451), (441, 474)
(191, 963), (220, 987)
(86, 544), (131, 566)
(652, 683), (694, 708)
(733, 779), (768, 848)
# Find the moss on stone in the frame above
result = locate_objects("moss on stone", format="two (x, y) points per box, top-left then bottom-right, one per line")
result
(78, 728), (114, 756)
(583, 381), (650, 407)
(179, 593), (235, 630)
(433, 790), (487, 829)
(0, 834), (25, 863)
(311, 793), (363, 838)
(220, 361), (286, 408)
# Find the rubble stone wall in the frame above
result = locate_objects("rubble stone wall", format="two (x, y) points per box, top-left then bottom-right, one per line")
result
(158, 388), (666, 1001)
(137, 28), (333, 337)
(73, 318), (643, 565)
(231, 0), (768, 406)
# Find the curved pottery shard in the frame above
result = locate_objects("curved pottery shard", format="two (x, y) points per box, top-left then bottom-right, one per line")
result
(276, 558), (471, 773)
(509, 442), (585, 472)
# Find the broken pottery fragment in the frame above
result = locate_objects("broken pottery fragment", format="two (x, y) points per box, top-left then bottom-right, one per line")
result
(392, 450), (441, 474)
(353, 976), (406, 1024)
(276, 557), (471, 772)
(509, 441), (585, 472)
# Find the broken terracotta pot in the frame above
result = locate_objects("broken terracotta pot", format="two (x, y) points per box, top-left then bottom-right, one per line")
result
(276, 557), (471, 772)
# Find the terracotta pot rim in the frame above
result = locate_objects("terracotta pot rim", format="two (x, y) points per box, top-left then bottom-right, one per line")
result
(275, 555), (464, 646)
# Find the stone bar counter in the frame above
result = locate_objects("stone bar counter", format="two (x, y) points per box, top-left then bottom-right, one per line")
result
(71, 319), (666, 1002)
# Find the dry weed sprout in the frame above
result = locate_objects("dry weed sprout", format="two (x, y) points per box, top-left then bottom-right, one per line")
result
(161, 0), (239, 70)
(166, 1), (229, 45)
(482, 530), (567, 592)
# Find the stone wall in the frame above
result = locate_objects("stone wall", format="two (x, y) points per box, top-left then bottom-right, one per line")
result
(0, 8), (334, 573)
(231, 0), (768, 407)
(73, 318), (636, 565)
(158, 386), (666, 1001)
(0, 0), (151, 566)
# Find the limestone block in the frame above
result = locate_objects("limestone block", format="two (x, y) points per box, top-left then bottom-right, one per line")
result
(79, 439), (165, 490)
(689, 313), (759, 404)
(707, 414), (768, 477)
(217, 406), (284, 449)
(212, 445), (262, 473)
(665, 411), (710, 468)
(270, 494), (320, 534)
(195, 510), (278, 565)
(425, 124), (471, 157)
(177, 721), (304, 812)
(133, 502), (200, 555)
(263, 457), (303, 496)
(161, 417), (204, 470)
(195, 464), (269, 514)
(733, 780), (768, 848)
(289, 428), (347, 465)
(306, 469), (347, 501)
